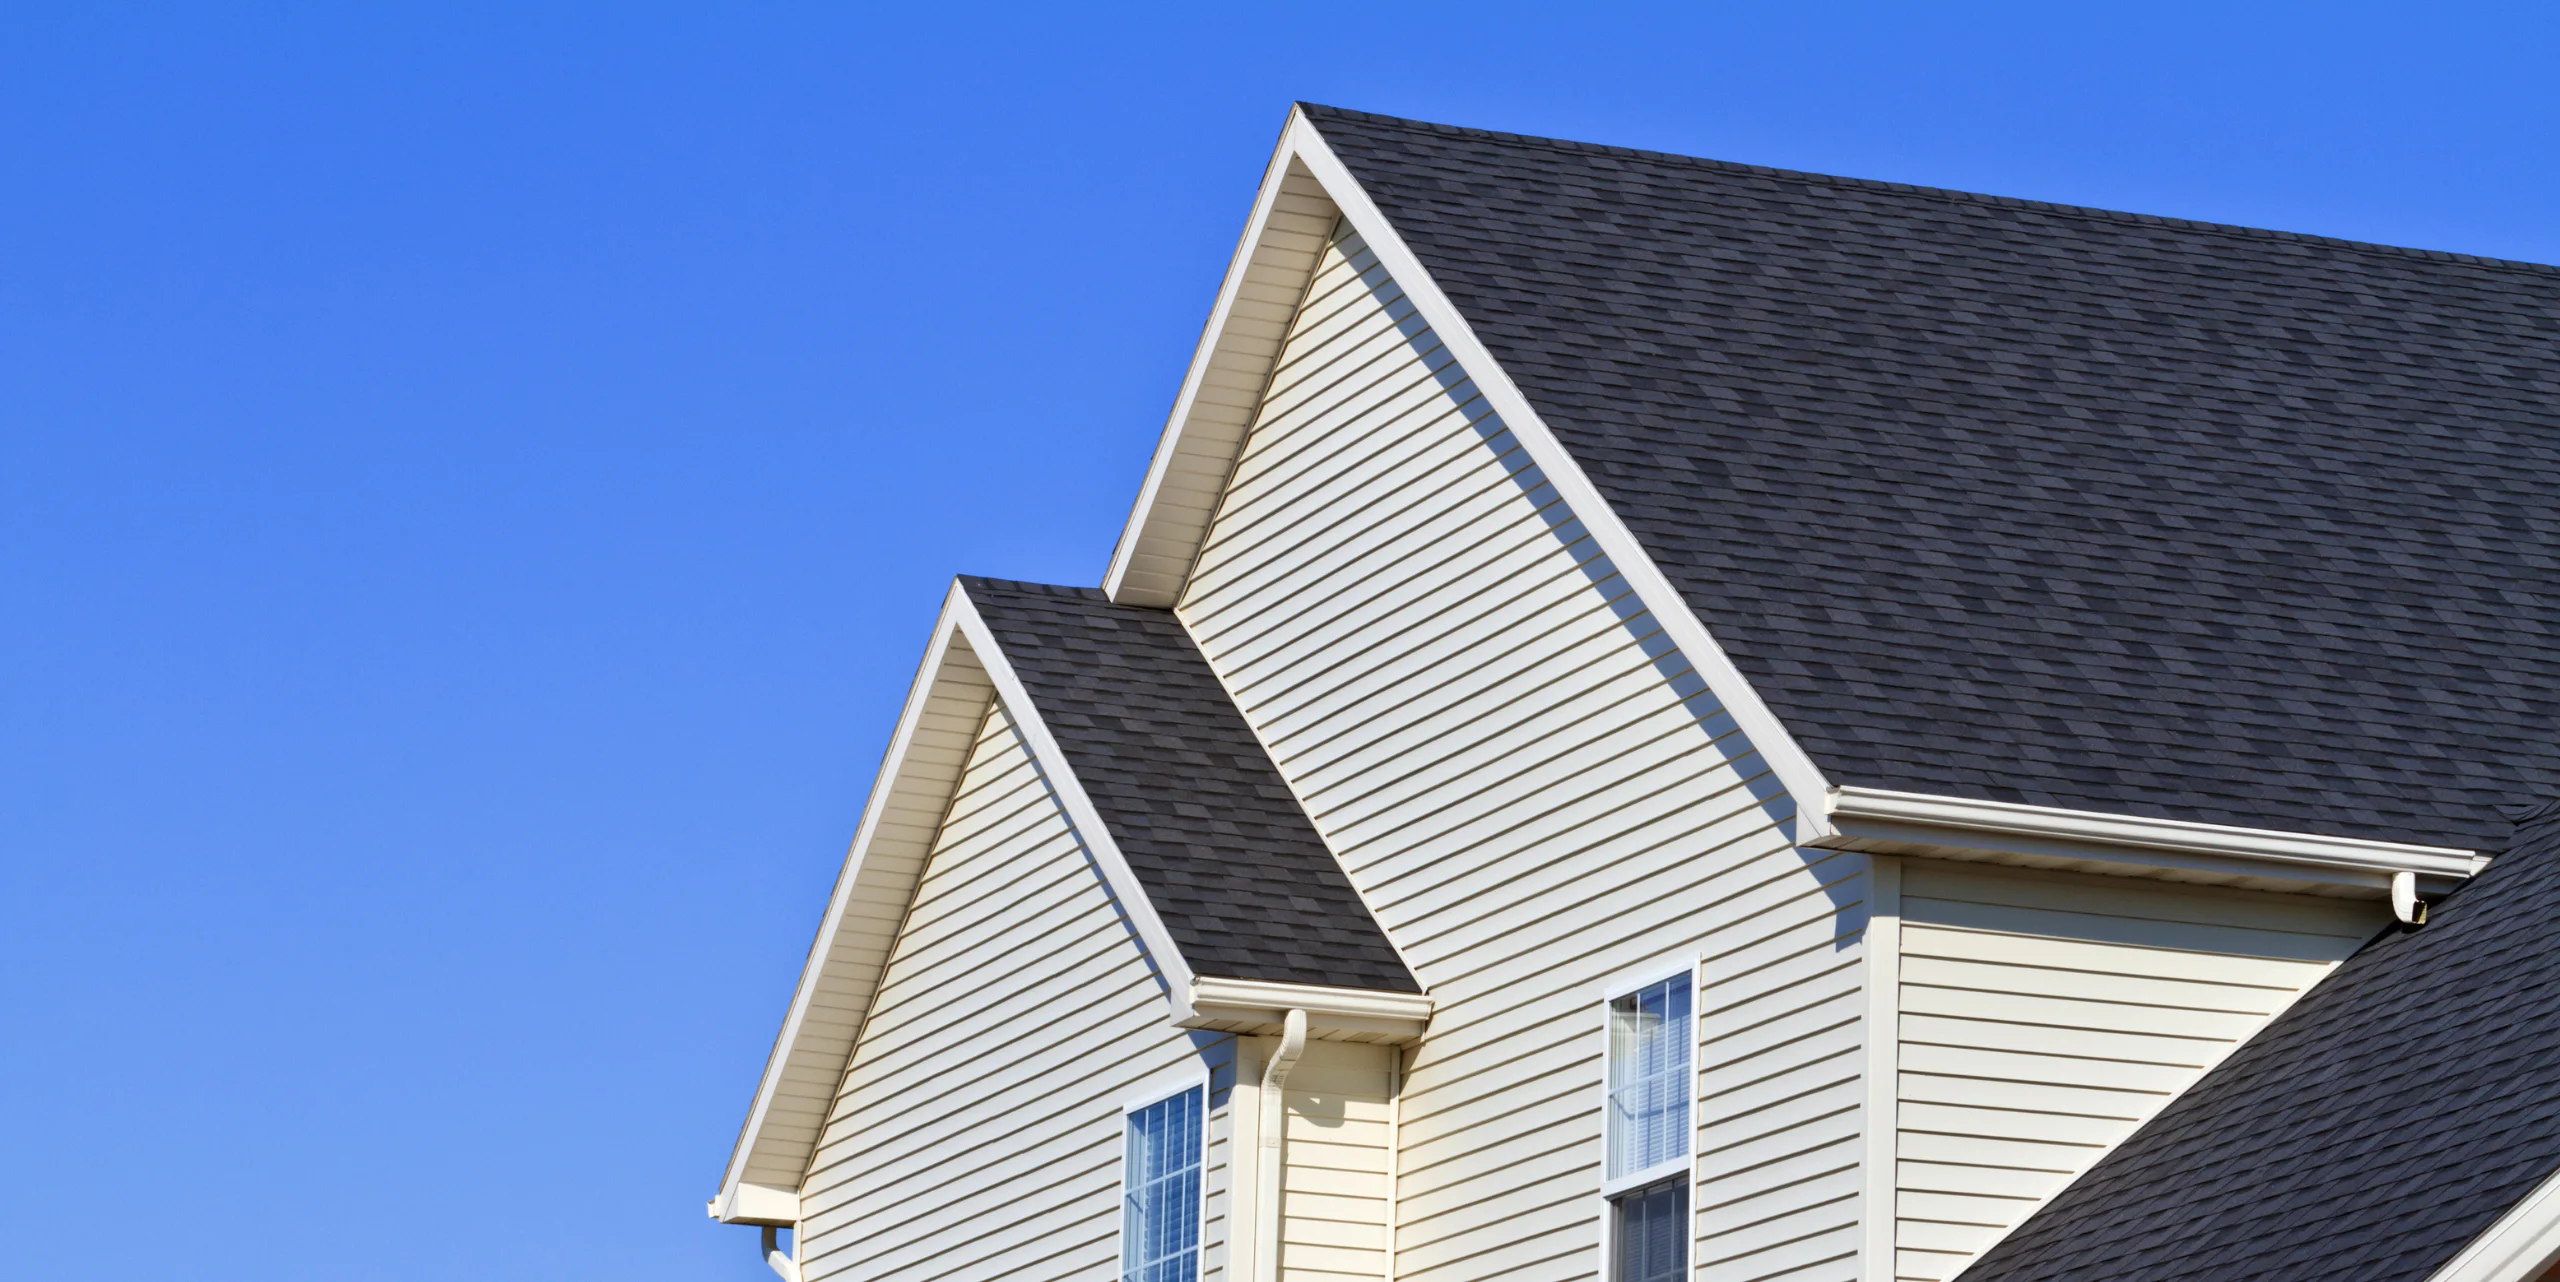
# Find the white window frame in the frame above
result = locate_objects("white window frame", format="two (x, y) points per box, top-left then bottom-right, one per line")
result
(1595, 955), (1702, 1282)
(1119, 1068), (1212, 1282)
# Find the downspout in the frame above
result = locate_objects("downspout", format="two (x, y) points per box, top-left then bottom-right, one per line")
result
(1256, 1008), (1309, 1282)
(2394, 870), (2429, 925)
(761, 1226), (801, 1282)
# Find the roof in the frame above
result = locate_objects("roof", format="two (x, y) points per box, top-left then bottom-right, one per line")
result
(1304, 105), (2560, 854)
(1955, 799), (2560, 1281)
(959, 577), (1418, 993)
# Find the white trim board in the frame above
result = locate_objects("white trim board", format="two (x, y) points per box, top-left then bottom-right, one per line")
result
(1859, 856), (1901, 1282)
(1099, 104), (1836, 829)
(712, 580), (1204, 1224)
(711, 589), (988, 1224)
(1811, 785), (2484, 896)
(2430, 1163), (2560, 1282)
(1103, 130), (1340, 609)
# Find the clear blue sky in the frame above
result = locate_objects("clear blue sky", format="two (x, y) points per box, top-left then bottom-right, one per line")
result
(3, 4), (2552, 1278)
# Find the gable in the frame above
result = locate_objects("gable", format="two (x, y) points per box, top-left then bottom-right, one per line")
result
(1302, 104), (2560, 854)
(1176, 205), (1873, 1281)
(800, 696), (1240, 1281)
(716, 576), (1418, 1225)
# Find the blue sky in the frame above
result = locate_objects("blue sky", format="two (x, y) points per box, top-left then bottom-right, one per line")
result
(2, 4), (2552, 1278)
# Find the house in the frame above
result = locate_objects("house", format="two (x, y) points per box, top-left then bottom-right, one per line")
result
(707, 104), (2560, 1282)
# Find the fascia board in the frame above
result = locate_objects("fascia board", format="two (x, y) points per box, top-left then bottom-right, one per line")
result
(1184, 975), (1432, 1044)
(1103, 116), (1335, 607)
(714, 588), (985, 1220)
(2429, 1161), (2560, 1282)
(1281, 108), (1837, 826)
(949, 590), (1204, 1019)
(1818, 785), (2484, 886)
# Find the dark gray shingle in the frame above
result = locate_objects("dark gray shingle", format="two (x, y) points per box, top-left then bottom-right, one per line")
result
(1307, 105), (2560, 853)
(961, 576), (1418, 994)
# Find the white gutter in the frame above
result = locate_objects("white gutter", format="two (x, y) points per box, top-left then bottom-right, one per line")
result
(1254, 1008), (1308, 1282)
(1810, 786), (2483, 894)
(2428, 1162), (2560, 1282)
(1184, 976), (1432, 1043)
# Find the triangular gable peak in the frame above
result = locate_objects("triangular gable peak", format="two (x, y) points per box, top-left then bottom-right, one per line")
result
(712, 578), (1427, 1227)
(1103, 104), (1835, 830)
(710, 581), (1201, 1224)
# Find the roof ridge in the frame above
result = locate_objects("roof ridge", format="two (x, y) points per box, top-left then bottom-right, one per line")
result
(1297, 102), (2560, 279)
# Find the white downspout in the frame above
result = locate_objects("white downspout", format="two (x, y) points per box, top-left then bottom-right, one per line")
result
(2393, 870), (2429, 925)
(761, 1225), (801, 1282)
(1256, 1009), (1309, 1282)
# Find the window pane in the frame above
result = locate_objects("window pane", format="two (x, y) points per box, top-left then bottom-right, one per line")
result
(1123, 1086), (1204, 1282)
(1612, 1180), (1689, 1282)
(1608, 974), (1693, 1178)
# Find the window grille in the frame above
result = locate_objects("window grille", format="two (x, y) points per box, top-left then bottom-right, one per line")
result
(1122, 1086), (1204, 1282)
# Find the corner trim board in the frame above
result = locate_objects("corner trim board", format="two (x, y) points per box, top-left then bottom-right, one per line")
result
(1860, 856), (1902, 1282)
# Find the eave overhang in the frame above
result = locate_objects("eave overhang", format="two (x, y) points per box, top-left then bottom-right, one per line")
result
(1810, 785), (2485, 896)
(1181, 976), (1434, 1045)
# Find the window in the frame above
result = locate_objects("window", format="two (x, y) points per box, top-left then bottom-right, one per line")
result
(1122, 1085), (1204, 1282)
(1612, 1178), (1689, 1282)
(1606, 971), (1693, 1282)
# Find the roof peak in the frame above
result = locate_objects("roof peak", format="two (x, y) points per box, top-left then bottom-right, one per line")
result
(1297, 101), (2560, 278)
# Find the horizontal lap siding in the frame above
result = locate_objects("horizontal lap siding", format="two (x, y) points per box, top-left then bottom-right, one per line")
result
(1181, 223), (1869, 1282)
(1283, 1040), (1400, 1281)
(800, 701), (1236, 1282)
(1890, 863), (2384, 1282)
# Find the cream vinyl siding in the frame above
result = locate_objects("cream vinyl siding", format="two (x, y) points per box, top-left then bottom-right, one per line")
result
(798, 700), (1236, 1282)
(1179, 222), (1871, 1282)
(1266, 1039), (1400, 1282)
(1891, 862), (2385, 1282)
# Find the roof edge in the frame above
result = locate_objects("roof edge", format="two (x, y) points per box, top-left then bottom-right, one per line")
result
(1296, 102), (2560, 277)
(1102, 116), (1339, 606)
(949, 580), (1203, 1013)
(713, 586), (988, 1219)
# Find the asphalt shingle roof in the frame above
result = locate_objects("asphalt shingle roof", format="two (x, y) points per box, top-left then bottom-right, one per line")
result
(1956, 800), (2560, 1282)
(1307, 105), (2560, 853)
(960, 577), (1418, 993)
